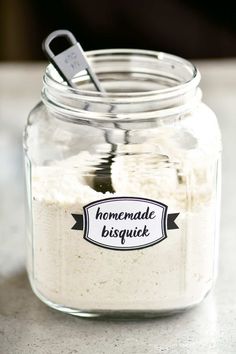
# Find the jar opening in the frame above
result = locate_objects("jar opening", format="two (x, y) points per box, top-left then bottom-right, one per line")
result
(42, 49), (201, 121)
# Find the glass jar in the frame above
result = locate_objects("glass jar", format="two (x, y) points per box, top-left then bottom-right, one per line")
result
(23, 49), (222, 318)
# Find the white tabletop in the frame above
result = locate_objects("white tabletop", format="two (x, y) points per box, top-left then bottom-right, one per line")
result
(0, 61), (236, 354)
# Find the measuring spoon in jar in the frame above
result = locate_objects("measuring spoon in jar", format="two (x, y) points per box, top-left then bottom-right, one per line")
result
(42, 29), (116, 193)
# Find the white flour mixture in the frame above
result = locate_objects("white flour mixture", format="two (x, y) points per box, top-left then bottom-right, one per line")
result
(28, 108), (221, 312)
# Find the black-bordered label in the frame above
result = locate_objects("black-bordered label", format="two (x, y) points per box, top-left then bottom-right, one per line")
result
(71, 197), (179, 251)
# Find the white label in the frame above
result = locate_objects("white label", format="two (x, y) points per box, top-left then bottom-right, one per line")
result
(83, 197), (168, 250)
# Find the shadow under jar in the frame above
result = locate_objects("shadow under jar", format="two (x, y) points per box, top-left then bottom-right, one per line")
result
(23, 49), (222, 318)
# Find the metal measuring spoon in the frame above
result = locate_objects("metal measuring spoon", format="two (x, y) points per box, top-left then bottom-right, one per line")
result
(42, 29), (115, 193)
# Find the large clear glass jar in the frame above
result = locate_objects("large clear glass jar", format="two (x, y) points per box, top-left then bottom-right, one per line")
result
(23, 49), (222, 318)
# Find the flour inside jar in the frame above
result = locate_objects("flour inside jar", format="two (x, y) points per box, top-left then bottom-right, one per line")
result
(29, 107), (220, 311)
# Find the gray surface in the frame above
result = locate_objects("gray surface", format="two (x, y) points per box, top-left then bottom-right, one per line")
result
(0, 61), (236, 354)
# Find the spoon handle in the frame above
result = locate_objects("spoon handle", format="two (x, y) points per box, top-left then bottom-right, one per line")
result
(42, 29), (105, 92)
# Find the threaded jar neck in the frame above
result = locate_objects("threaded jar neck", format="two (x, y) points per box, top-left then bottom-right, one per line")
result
(42, 49), (201, 124)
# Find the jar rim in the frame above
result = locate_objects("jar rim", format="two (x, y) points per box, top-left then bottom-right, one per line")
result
(44, 48), (200, 100)
(42, 49), (201, 122)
